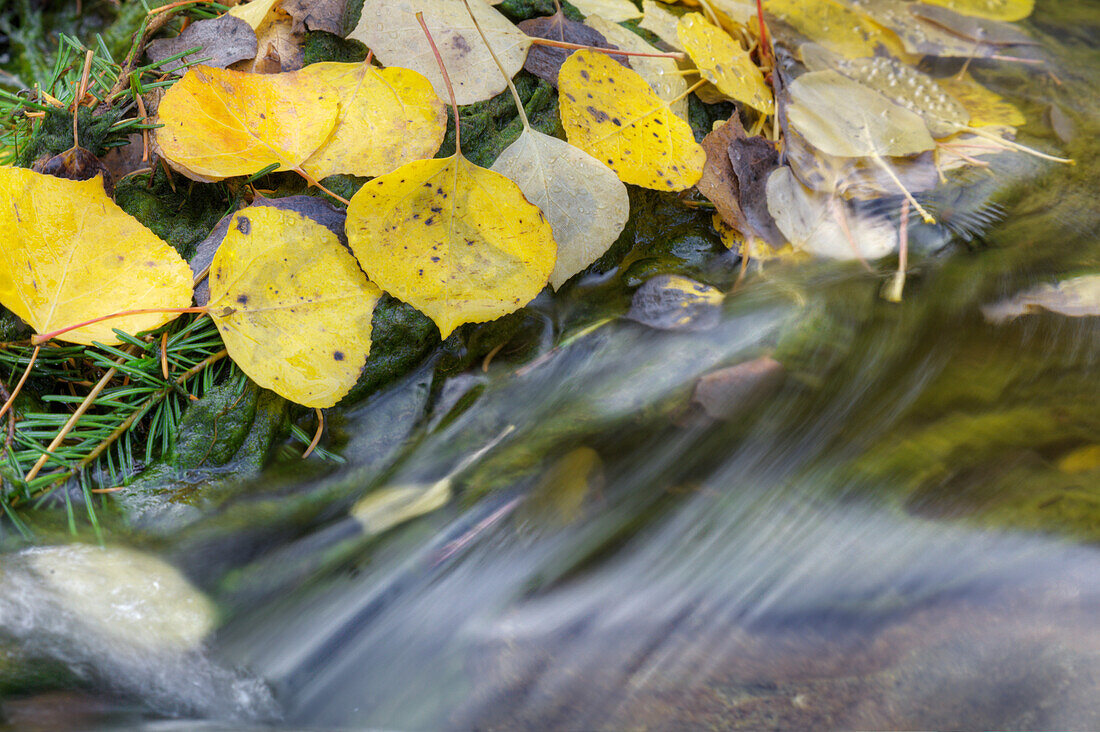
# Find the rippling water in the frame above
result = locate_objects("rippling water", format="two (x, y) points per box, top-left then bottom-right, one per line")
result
(3, 2), (1100, 730)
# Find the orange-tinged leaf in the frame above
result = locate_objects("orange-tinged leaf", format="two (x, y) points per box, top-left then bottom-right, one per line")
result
(155, 65), (339, 180)
(299, 62), (446, 180)
(0, 168), (193, 345)
(206, 206), (382, 408)
(559, 50), (705, 191)
(345, 155), (557, 339)
(677, 12), (773, 114)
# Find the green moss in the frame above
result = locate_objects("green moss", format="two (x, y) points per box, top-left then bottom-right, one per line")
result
(301, 31), (368, 66)
(113, 169), (232, 259)
(14, 106), (124, 165)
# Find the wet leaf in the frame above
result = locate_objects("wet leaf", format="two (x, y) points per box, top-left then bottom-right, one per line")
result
(585, 14), (689, 119)
(146, 15), (258, 73)
(909, 3), (1038, 45)
(787, 70), (936, 158)
(520, 447), (603, 526)
(697, 117), (750, 234)
(639, 0), (684, 50)
(627, 274), (723, 331)
(981, 275), (1100, 323)
(567, 0), (643, 22)
(836, 0), (1001, 58)
(207, 205), (382, 408)
(765, 0), (908, 59)
(156, 65), (339, 180)
(299, 62), (447, 179)
(0, 168), (193, 346)
(936, 73), (1025, 128)
(349, 0), (529, 105)
(729, 134), (785, 246)
(518, 10), (625, 87)
(766, 166), (897, 260)
(351, 477), (453, 535)
(240, 9), (304, 73)
(676, 13), (773, 114)
(559, 49), (705, 191)
(345, 155), (557, 339)
(919, 0), (1033, 22)
(491, 128), (629, 289)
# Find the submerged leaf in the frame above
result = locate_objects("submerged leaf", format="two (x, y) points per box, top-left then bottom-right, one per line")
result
(345, 155), (557, 339)
(936, 73), (1025, 128)
(787, 69), (936, 158)
(981, 275), (1100, 323)
(156, 65), (339, 180)
(0, 168), (193, 345)
(919, 0), (1033, 22)
(677, 13), (773, 114)
(491, 128), (629, 289)
(765, 0), (908, 59)
(299, 62), (446, 179)
(627, 274), (723, 331)
(349, 0), (529, 105)
(559, 50), (705, 191)
(766, 166), (897, 260)
(207, 206), (381, 408)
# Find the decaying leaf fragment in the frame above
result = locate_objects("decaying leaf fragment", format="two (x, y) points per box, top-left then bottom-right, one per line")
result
(146, 15), (258, 73)
(299, 62), (446, 179)
(676, 13), (773, 114)
(206, 206), (382, 408)
(0, 168), (193, 346)
(156, 65), (338, 180)
(349, 0), (529, 105)
(346, 155), (557, 339)
(559, 50), (705, 191)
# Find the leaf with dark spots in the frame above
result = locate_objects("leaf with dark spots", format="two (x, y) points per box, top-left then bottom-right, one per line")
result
(518, 10), (626, 87)
(627, 274), (724, 331)
(146, 15), (258, 73)
(729, 134), (785, 247)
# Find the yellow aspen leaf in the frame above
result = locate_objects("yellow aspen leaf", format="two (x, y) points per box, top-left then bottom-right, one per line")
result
(349, 0), (529, 105)
(920, 0), (1033, 22)
(0, 168), (192, 346)
(676, 13), (773, 115)
(585, 14), (689, 120)
(559, 50), (705, 191)
(156, 65), (339, 180)
(299, 62), (446, 180)
(492, 128), (629, 290)
(228, 0), (281, 29)
(206, 206), (382, 408)
(639, 0), (684, 50)
(765, 0), (907, 60)
(567, 0), (643, 22)
(935, 73), (1025, 129)
(345, 156), (557, 339)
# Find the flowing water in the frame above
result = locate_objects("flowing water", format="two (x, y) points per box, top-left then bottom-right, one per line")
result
(2, 2), (1100, 730)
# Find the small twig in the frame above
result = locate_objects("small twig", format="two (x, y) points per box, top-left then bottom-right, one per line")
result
(302, 408), (324, 458)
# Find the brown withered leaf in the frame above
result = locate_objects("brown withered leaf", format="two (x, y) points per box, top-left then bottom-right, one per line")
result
(729, 135), (784, 247)
(234, 10), (303, 73)
(697, 116), (750, 235)
(518, 10), (626, 87)
(32, 146), (112, 193)
(281, 0), (348, 36)
(146, 15), (258, 73)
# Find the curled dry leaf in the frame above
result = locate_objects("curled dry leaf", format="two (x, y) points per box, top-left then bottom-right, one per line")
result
(492, 128), (629, 290)
(146, 15), (258, 73)
(559, 50), (705, 191)
(677, 13), (773, 114)
(349, 0), (528, 105)
(206, 206), (382, 408)
(299, 62), (446, 179)
(0, 168), (193, 346)
(156, 65), (339, 180)
(585, 14), (689, 119)
(345, 155), (557, 339)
